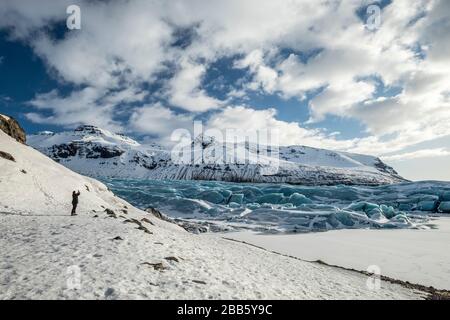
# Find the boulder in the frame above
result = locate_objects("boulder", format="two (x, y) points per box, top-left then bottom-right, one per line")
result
(0, 114), (26, 144)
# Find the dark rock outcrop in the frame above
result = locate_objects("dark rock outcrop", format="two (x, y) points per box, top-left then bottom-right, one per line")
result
(48, 141), (124, 160)
(0, 150), (15, 162)
(145, 207), (171, 222)
(145, 207), (230, 234)
(0, 114), (26, 144)
(141, 262), (167, 271)
(50, 143), (78, 159)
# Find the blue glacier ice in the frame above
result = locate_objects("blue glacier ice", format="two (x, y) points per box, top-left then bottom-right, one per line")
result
(438, 202), (450, 213)
(103, 179), (450, 233)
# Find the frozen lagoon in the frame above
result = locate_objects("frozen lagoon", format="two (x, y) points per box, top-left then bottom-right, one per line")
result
(225, 217), (450, 290)
(104, 179), (450, 233)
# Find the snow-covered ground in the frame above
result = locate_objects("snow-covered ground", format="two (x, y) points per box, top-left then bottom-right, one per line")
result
(225, 217), (450, 291)
(27, 125), (405, 185)
(0, 214), (429, 300)
(0, 128), (428, 299)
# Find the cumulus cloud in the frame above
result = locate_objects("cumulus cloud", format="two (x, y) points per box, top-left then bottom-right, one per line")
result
(167, 60), (224, 112)
(205, 106), (358, 150)
(0, 0), (449, 161)
(129, 103), (194, 145)
(26, 86), (146, 131)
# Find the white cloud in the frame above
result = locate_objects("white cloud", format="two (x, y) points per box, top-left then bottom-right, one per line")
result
(129, 104), (194, 145)
(382, 148), (450, 162)
(309, 81), (376, 122)
(0, 0), (67, 38)
(0, 0), (449, 167)
(204, 105), (450, 161)
(205, 106), (357, 150)
(26, 87), (146, 131)
(167, 60), (223, 112)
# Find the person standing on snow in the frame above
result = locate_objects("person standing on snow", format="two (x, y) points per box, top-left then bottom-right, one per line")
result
(71, 190), (81, 216)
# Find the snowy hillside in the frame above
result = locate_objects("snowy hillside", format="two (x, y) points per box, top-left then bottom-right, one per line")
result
(28, 125), (406, 185)
(0, 128), (168, 224)
(0, 128), (427, 299)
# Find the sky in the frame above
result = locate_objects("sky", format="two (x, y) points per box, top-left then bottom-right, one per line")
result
(0, 0), (449, 181)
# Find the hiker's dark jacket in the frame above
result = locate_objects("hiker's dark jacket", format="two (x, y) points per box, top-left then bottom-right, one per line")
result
(72, 191), (80, 204)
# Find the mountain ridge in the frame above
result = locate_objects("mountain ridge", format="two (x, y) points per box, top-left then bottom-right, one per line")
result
(27, 125), (407, 186)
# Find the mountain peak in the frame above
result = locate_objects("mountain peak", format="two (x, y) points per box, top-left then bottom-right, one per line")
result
(74, 125), (104, 134)
(27, 125), (407, 185)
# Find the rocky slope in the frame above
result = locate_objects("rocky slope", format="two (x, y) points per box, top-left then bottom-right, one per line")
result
(0, 114), (26, 144)
(27, 125), (407, 186)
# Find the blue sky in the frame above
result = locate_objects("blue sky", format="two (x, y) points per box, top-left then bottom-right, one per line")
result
(0, 0), (449, 181)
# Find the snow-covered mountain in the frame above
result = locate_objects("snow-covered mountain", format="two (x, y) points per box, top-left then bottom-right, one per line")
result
(28, 125), (406, 185)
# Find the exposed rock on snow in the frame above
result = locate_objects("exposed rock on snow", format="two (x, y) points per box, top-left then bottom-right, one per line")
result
(0, 128), (427, 299)
(0, 114), (26, 144)
(145, 207), (170, 221)
(28, 125), (406, 186)
(0, 150), (15, 162)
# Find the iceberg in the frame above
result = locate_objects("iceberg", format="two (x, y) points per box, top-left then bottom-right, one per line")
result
(229, 194), (244, 205)
(417, 200), (438, 212)
(438, 202), (450, 213)
(287, 193), (313, 206)
(199, 191), (224, 204)
(441, 192), (450, 201)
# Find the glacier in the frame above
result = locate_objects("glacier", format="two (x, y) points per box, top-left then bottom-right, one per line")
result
(103, 179), (450, 233)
